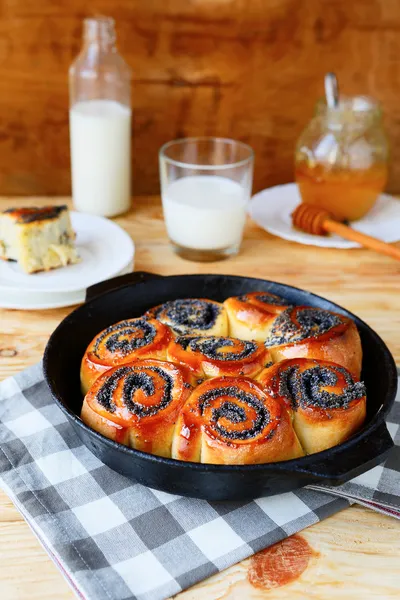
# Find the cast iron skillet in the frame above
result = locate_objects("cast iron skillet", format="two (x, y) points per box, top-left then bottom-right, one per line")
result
(43, 272), (398, 501)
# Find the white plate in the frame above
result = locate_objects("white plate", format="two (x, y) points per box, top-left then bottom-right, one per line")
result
(249, 183), (400, 248)
(0, 261), (134, 310)
(0, 212), (135, 292)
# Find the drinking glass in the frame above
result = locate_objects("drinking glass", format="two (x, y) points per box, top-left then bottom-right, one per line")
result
(159, 137), (254, 261)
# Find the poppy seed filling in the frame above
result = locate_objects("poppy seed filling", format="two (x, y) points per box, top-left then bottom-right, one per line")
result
(155, 299), (219, 333)
(278, 365), (366, 410)
(96, 365), (174, 417)
(198, 385), (271, 440)
(93, 319), (157, 358)
(237, 292), (288, 306)
(265, 308), (344, 347)
(177, 336), (257, 361)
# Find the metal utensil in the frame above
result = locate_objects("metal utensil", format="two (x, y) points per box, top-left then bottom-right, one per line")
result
(324, 72), (340, 109)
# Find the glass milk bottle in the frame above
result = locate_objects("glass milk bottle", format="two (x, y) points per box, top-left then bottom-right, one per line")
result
(69, 17), (131, 217)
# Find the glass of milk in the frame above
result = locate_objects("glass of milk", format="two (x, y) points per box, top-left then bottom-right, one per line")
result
(69, 17), (131, 217)
(159, 138), (254, 261)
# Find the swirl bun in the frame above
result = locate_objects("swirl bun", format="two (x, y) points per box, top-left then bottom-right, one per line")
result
(265, 306), (362, 377)
(257, 358), (366, 454)
(81, 359), (193, 457)
(80, 317), (172, 394)
(171, 376), (304, 464)
(146, 298), (228, 336)
(167, 335), (271, 379)
(224, 291), (291, 341)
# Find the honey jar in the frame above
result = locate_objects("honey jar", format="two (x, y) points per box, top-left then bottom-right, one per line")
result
(295, 96), (389, 222)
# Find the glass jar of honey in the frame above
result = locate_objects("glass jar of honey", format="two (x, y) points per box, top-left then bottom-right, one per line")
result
(295, 96), (389, 221)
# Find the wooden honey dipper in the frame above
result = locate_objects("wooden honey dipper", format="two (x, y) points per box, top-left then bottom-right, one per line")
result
(292, 203), (400, 262)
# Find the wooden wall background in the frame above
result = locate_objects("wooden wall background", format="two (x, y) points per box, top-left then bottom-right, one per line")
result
(1, 0), (400, 196)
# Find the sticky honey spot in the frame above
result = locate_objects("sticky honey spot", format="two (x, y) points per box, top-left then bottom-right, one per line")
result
(248, 534), (318, 589)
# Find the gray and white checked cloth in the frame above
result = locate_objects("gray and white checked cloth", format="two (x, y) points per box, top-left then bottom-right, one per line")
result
(0, 363), (399, 600)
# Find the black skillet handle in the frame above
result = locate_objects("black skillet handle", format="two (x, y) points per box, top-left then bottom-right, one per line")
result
(298, 421), (394, 485)
(86, 271), (163, 303)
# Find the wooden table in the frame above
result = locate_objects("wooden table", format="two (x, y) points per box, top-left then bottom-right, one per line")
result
(1, 196), (400, 600)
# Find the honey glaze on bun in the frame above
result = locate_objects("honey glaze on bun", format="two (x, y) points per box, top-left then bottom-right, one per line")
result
(278, 362), (365, 410)
(265, 306), (362, 378)
(81, 359), (194, 457)
(79, 290), (366, 465)
(171, 376), (304, 464)
(146, 298), (228, 336)
(235, 291), (289, 308)
(257, 358), (367, 454)
(224, 291), (291, 341)
(267, 307), (345, 345)
(80, 317), (172, 394)
(167, 335), (271, 379)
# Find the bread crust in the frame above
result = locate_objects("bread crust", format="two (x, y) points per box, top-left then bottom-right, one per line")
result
(80, 317), (172, 394)
(265, 306), (362, 378)
(146, 298), (228, 337)
(257, 358), (367, 454)
(224, 291), (290, 341)
(81, 359), (193, 458)
(171, 376), (304, 464)
(167, 335), (271, 379)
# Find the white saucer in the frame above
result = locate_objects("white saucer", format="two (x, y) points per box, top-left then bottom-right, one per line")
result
(0, 212), (134, 293)
(0, 261), (134, 310)
(248, 183), (400, 248)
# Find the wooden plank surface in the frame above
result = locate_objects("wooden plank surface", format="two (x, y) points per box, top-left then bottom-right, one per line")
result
(2, 0), (400, 196)
(0, 195), (400, 599)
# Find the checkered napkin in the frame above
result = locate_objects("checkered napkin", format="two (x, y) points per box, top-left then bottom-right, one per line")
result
(0, 365), (399, 600)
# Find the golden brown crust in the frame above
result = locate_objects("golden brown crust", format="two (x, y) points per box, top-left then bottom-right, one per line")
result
(224, 291), (291, 341)
(167, 335), (271, 379)
(257, 358), (367, 454)
(265, 306), (362, 378)
(80, 317), (172, 394)
(81, 398), (131, 446)
(171, 376), (304, 464)
(81, 359), (193, 457)
(145, 298), (228, 337)
(3, 205), (68, 224)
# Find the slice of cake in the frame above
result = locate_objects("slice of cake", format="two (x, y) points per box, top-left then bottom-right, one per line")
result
(0, 205), (80, 274)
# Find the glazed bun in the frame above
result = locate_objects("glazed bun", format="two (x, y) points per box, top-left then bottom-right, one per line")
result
(80, 317), (172, 394)
(81, 359), (193, 457)
(257, 358), (367, 454)
(79, 290), (366, 465)
(146, 298), (228, 337)
(167, 335), (271, 380)
(265, 306), (362, 378)
(171, 376), (304, 464)
(224, 291), (291, 341)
